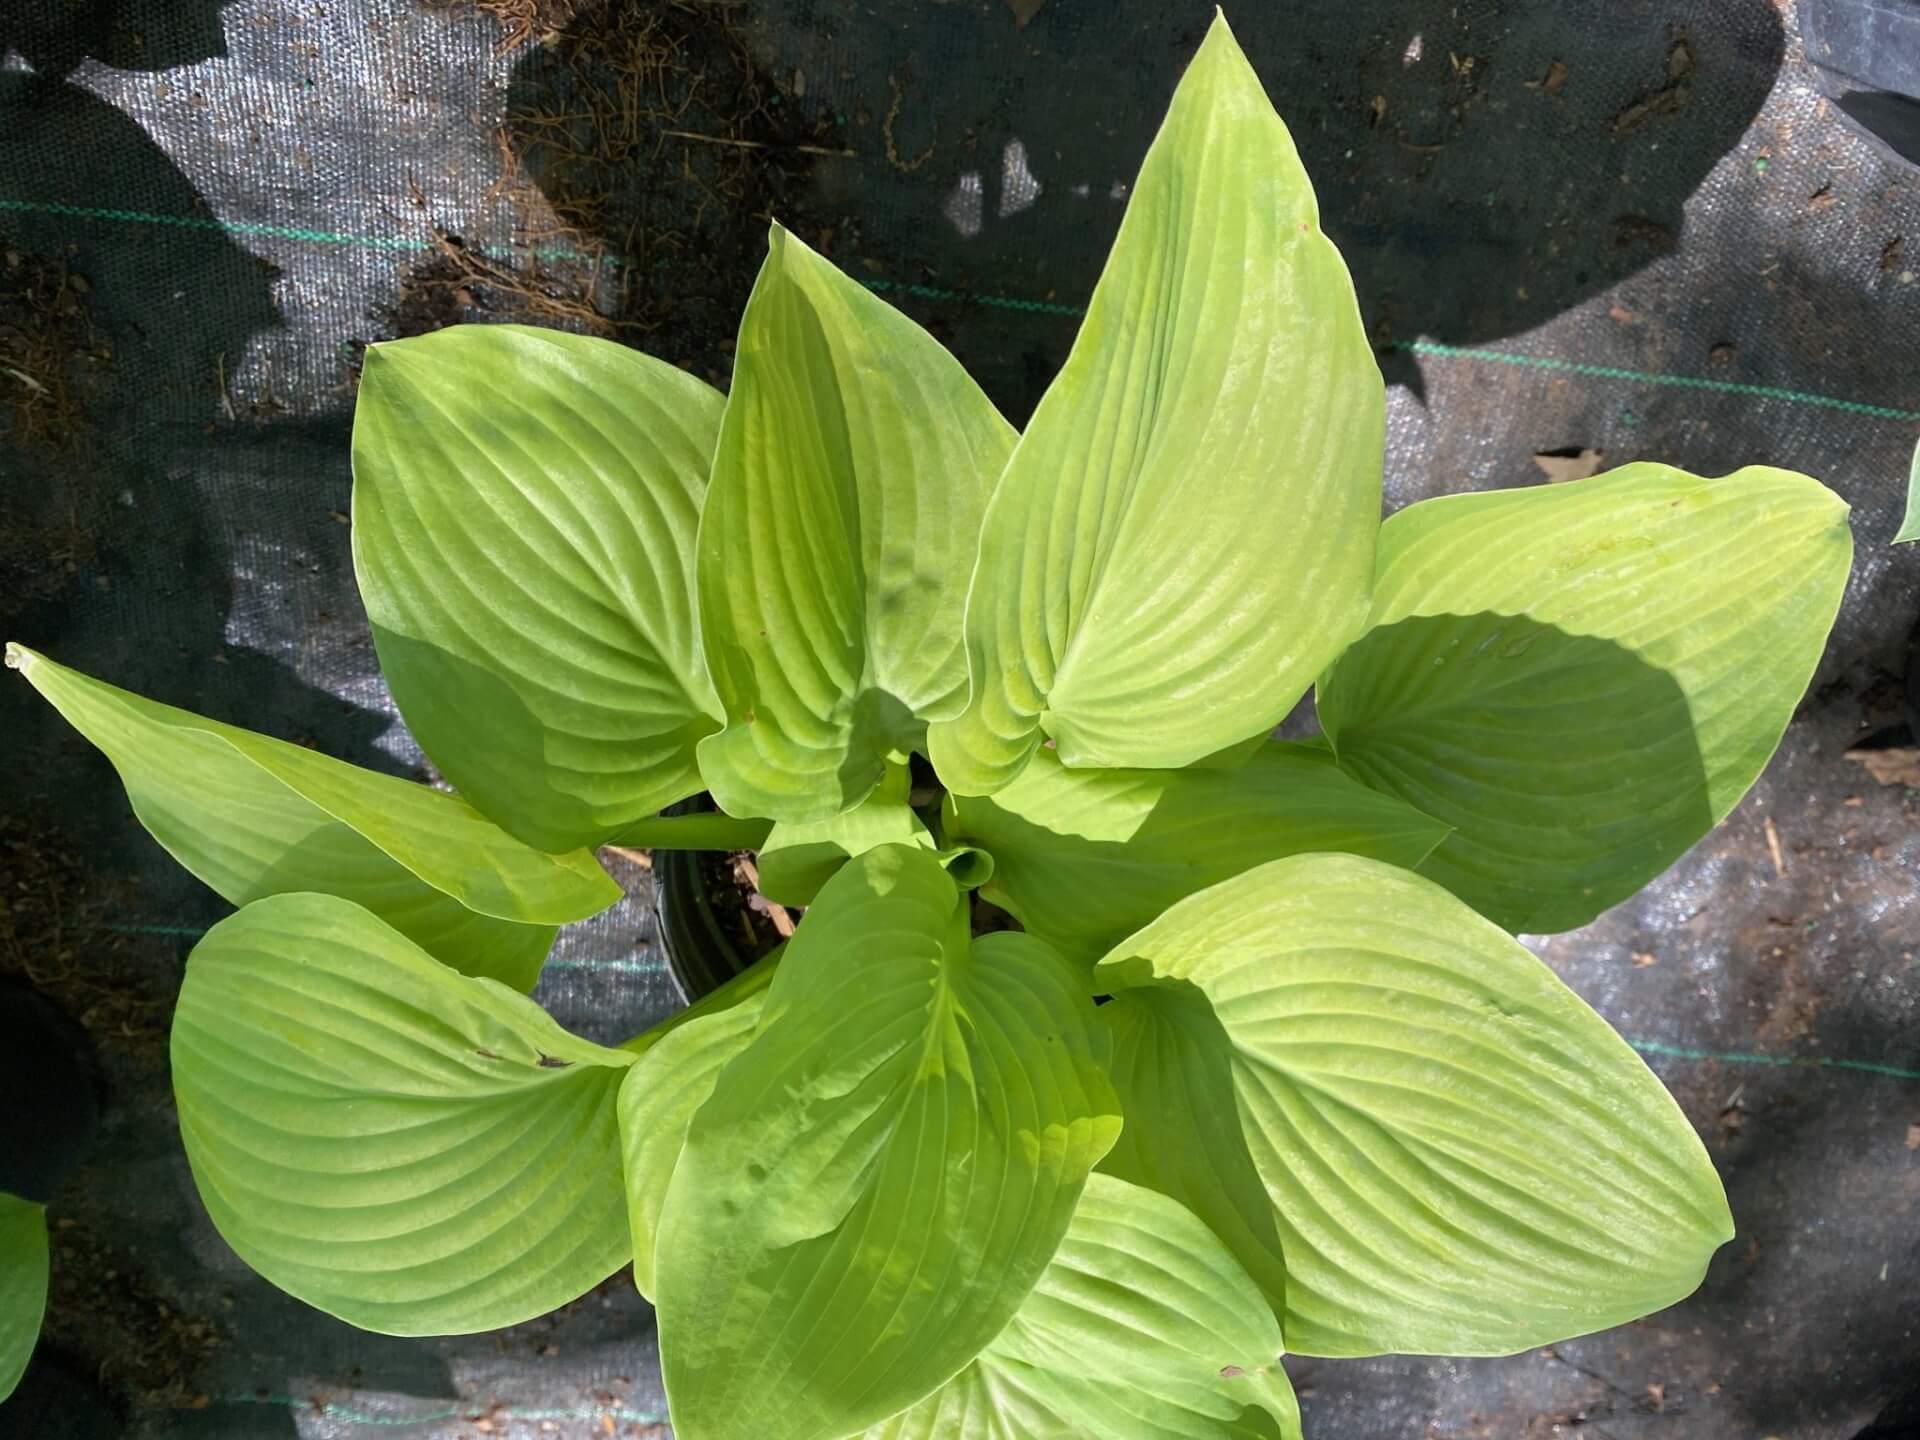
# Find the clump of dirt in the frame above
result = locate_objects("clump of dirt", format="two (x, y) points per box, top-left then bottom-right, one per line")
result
(42, 1210), (222, 1408)
(0, 240), (110, 621)
(0, 817), (173, 1060)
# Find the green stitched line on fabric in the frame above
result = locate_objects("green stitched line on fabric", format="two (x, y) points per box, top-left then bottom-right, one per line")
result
(1630, 1037), (1920, 1082)
(1405, 338), (1920, 423)
(10, 194), (1920, 420)
(229, 1394), (666, 1427)
(0, 197), (598, 263)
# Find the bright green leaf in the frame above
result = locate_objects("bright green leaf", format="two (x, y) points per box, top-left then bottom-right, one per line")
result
(1319, 464), (1851, 932)
(696, 227), (1016, 822)
(352, 324), (725, 852)
(860, 1175), (1302, 1440)
(618, 957), (776, 1299)
(0, 1194), (47, 1403)
(1896, 435), (1920, 544)
(757, 761), (934, 905)
(654, 846), (1122, 1440)
(928, 14), (1383, 795)
(171, 893), (636, 1335)
(945, 740), (1450, 966)
(7, 645), (613, 990)
(1096, 853), (1735, 1359)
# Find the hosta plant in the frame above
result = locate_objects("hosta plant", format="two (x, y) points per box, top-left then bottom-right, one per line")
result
(7, 15), (1852, 1437)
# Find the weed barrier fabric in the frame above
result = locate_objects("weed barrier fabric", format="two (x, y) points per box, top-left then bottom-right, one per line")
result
(0, 0), (1917, 1435)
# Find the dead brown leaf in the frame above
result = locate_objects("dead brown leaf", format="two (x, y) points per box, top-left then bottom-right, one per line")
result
(1906, 1122), (1920, 1151)
(1632, 951), (1659, 968)
(1808, 184), (1839, 213)
(1844, 746), (1920, 788)
(1005, 0), (1048, 26)
(1533, 447), (1605, 483)
(1646, 1382), (1667, 1412)
(1608, 303), (1639, 325)
(1541, 60), (1568, 95)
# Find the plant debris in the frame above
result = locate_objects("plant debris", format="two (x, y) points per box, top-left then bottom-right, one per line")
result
(1533, 447), (1605, 483)
(1612, 35), (1695, 134)
(1844, 745), (1920, 788)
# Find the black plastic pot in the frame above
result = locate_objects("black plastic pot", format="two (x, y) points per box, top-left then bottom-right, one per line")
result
(1803, 0), (1920, 167)
(651, 795), (765, 1004)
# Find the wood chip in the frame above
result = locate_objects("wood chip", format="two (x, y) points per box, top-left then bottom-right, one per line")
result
(1844, 746), (1920, 788)
(601, 844), (653, 871)
(1608, 303), (1639, 325)
(1632, 951), (1659, 968)
(1646, 1382), (1667, 1412)
(1533, 447), (1605, 483)
(1808, 184), (1839, 213)
(1906, 1122), (1920, 1151)
(1763, 816), (1787, 878)
(1541, 60), (1568, 96)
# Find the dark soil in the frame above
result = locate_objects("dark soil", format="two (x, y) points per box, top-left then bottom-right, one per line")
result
(41, 1209), (222, 1410)
(0, 817), (171, 1061)
(698, 849), (789, 960)
(500, 0), (841, 375)
(0, 239), (109, 625)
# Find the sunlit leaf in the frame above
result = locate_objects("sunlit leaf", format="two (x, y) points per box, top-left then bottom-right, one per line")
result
(353, 324), (724, 851)
(8, 645), (613, 989)
(861, 1175), (1301, 1440)
(172, 893), (636, 1335)
(945, 740), (1449, 966)
(757, 761), (934, 905)
(1096, 853), (1734, 1358)
(928, 14), (1382, 794)
(619, 953), (778, 1299)
(696, 228), (1016, 821)
(655, 846), (1121, 1440)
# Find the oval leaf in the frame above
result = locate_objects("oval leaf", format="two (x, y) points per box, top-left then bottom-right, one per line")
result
(1319, 464), (1851, 932)
(8, 645), (612, 989)
(928, 14), (1383, 794)
(352, 324), (725, 851)
(654, 846), (1122, 1440)
(1095, 853), (1735, 1358)
(861, 1175), (1301, 1440)
(695, 227), (1016, 821)
(0, 1194), (46, 1403)
(945, 740), (1450, 966)
(172, 893), (636, 1335)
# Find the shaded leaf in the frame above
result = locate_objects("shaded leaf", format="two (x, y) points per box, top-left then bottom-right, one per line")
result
(929, 15), (1382, 794)
(353, 324), (724, 851)
(171, 894), (635, 1335)
(1320, 464), (1851, 932)
(1096, 853), (1735, 1358)
(7, 645), (612, 989)
(696, 228), (1015, 821)
(1897, 434), (1920, 544)
(655, 846), (1121, 1440)
(0, 1194), (46, 1403)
